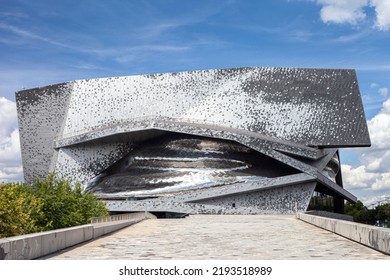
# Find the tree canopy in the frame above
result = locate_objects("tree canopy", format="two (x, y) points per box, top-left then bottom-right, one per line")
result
(0, 174), (108, 238)
(345, 200), (390, 227)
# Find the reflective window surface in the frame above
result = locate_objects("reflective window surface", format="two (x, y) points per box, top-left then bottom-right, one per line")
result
(87, 134), (298, 198)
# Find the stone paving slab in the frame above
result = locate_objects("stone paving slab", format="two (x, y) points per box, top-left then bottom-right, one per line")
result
(45, 215), (390, 260)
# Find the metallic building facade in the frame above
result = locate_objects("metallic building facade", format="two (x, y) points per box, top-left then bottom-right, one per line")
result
(16, 67), (370, 214)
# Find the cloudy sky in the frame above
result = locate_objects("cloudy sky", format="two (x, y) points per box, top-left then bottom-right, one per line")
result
(0, 0), (389, 206)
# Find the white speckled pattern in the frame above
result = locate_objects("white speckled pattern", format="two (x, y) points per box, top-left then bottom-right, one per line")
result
(15, 67), (369, 214)
(59, 67), (369, 146)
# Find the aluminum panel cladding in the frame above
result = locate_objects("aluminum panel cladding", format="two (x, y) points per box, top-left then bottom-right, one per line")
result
(59, 67), (370, 147)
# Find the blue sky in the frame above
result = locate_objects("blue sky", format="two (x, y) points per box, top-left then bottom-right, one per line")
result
(0, 0), (389, 205)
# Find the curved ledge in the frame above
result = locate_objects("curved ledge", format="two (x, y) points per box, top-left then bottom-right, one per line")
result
(54, 116), (325, 160)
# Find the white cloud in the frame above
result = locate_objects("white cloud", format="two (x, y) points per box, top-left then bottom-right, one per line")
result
(371, 0), (390, 31)
(316, 0), (369, 25)
(0, 97), (18, 136)
(359, 194), (390, 206)
(378, 87), (389, 96)
(370, 82), (379, 88)
(0, 22), (71, 49)
(315, 0), (390, 31)
(342, 97), (390, 203)
(0, 129), (21, 164)
(342, 159), (390, 192)
(0, 97), (23, 182)
(360, 149), (390, 176)
(341, 164), (377, 189)
(372, 172), (390, 190)
(367, 98), (390, 150)
(0, 165), (23, 181)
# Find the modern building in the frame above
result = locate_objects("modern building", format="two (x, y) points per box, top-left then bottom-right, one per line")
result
(16, 67), (370, 214)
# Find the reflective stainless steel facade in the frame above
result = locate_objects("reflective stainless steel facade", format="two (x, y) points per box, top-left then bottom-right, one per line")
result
(16, 67), (370, 214)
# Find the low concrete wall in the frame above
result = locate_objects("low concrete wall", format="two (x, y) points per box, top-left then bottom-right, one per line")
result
(93, 220), (139, 239)
(0, 212), (156, 260)
(0, 225), (93, 260)
(91, 211), (155, 223)
(297, 212), (390, 255)
(92, 212), (156, 238)
(305, 210), (353, 221)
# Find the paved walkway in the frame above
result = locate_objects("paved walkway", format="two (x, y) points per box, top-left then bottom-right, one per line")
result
(45, 215), (389, 259)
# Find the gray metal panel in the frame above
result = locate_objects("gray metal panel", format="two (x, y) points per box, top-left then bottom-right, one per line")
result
(15, 83), (73, 183)
(58, 67), (369, 148)
(15, 67), (366, 212)
(105, 182), (316, 214)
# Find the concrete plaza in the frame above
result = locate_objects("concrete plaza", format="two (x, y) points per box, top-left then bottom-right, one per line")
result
(45, 215), (389, 260)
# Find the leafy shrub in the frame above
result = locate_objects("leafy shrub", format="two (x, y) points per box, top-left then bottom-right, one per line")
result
(0, 174), (108, 238)
(0, 182), (43, 238)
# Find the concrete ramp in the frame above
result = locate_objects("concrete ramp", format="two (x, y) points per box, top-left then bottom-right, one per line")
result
(45, 215), (389, 260)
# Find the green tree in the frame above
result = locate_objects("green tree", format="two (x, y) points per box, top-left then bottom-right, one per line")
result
(0, 182), (43, 238)
(345, 200), (390, 226)
(31, 174), (108, 230)
(0, 174), (108, 238)
(373, 203), (390, 227)
(345, 200), (374, 224)
(375, 203), (390, 220)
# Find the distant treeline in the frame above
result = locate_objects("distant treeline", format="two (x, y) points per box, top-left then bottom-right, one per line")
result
(345, 200), (390, 227)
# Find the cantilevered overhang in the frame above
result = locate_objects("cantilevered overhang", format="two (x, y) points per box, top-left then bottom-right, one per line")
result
(54, 67), (370, 148)
(54, 117), (326, 160)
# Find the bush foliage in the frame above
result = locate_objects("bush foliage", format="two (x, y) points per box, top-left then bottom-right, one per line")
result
(0, 174), (108, 238)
